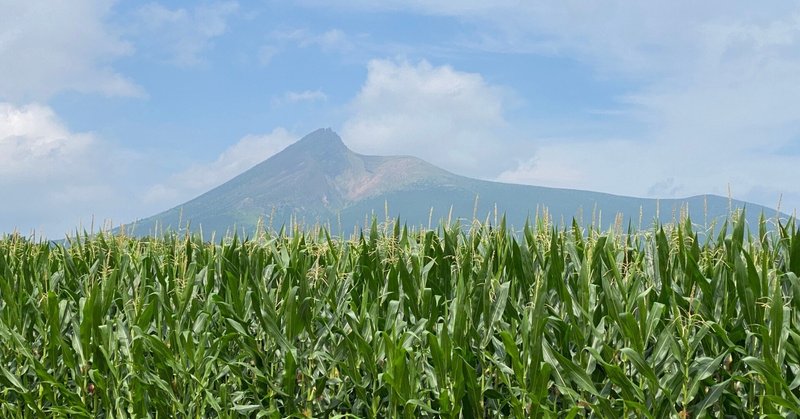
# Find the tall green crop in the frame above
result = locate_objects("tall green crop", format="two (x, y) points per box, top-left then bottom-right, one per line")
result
(0, 213), (799, 417)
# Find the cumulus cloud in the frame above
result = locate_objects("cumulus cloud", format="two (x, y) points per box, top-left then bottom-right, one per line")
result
(0, 104), (95, 180)
(342, 59), (523, 177)
(144, 128), (296, 205)
(0, 103), (144, 236)
(0, 0), (142, 101)
(133, 1), (239, 66)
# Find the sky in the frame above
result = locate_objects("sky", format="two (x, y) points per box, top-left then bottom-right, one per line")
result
(2, 1), (800, 236)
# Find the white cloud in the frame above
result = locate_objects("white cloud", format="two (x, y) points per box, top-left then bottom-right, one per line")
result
(271, 90), (328, 107)
(0, 103), (144, 236)
(144, 128), (296, 205)
(271, 28), (353, 52)
(313, 29), (352, 51)
(497, 134), (798, 212)
(0, 0), (142, 101)
(497, 142), (594, 190)
(499, 139), (663, 197)
(342, 59), (522, 177)
(0, 103), (95, 180)
(260, 28), (355, 63)
(134, 1), (239, 66)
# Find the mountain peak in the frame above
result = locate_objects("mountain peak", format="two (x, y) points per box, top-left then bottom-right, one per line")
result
(291, 128), (348, 153)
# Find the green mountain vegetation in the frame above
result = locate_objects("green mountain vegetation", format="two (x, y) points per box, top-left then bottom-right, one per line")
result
(126, 128), (780, 236)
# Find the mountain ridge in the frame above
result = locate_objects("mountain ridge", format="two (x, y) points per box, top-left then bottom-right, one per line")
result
(126, 129), (781, 235)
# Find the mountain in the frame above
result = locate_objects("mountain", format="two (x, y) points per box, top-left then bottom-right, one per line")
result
(126, 128), (781, 235)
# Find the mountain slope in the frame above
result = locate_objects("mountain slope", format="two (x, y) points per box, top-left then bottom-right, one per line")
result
(128, 128), (780, 235)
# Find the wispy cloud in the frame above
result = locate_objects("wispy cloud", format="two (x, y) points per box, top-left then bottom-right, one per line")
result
(257, 45), (279, 66)
(257, 27), (356, 65)
(133, 1), (239, 66)
(271, 90), (328, 107)
(271, 28), (353, 52)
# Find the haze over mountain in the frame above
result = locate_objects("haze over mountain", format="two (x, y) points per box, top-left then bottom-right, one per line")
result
(127, 129), (780, 235)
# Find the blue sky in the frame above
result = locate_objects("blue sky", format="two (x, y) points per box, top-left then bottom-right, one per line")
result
(2, 1), (800, 235)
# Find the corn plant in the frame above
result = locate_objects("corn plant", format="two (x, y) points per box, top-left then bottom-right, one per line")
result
(1, 212), (799, 417)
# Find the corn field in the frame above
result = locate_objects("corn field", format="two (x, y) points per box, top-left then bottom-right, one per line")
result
(1, 213), (800, 417)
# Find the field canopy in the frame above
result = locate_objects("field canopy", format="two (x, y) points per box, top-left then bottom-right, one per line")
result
(1, 213), (800, 417)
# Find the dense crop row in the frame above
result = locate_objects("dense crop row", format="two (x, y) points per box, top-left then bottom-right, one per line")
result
(1, 214), (800, 417)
